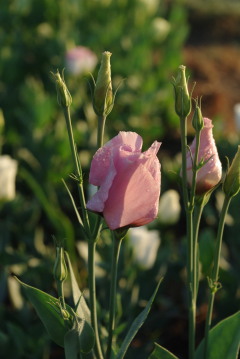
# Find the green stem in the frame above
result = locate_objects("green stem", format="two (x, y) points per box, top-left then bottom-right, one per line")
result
(106, 234), (123, 359)
(97, 116), (106, 149)
(193, 201), (205, 299)
(190, 131), (201, 210)
(88, 239), (104, 359)
(203, 195), (231, 359)
(87, 115), (106, 359)
(63, 107), (90, 235)
(180, 118), (189, 211)
(56, 281), (65, 309)
(180, 118), (195, 359)
(187, 209), (195, 359)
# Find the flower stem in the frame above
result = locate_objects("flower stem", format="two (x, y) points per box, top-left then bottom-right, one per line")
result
(203, 195), (231, 359)
(62, 107), (90, 235)
(180, 118), (195, 359)
(87, 115), (106, 359)
(180, 118), (189, 211)
(56, 281), (65, 309)
(190, 131), (201, 211)
(88, 239), (104, 359)
(97, 116), (106, 149)
(106, 234), (123, 359)
(193, 200), (204, 299)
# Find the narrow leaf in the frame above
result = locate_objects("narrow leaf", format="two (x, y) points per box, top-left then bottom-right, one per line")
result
(116, 278), (163, 359)
(195, 311), (240, 359)
(16, 278), (70, 347)
(62, 178), (84, 227)
(148, 343), (179, 359)
(64, 329), (78, 359)
(78, 320), (95, 353)
(64, 318), (95, 357)
(65, 252), (91, 324)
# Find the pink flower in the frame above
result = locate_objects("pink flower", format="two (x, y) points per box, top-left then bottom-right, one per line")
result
(87, 132), (161, 230)
(186, 117), (222, 194)
(65, 46), (98, 75)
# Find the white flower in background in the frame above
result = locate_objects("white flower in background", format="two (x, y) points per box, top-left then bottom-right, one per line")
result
(129, 227), (160, 270)
(151, 17), (171, 42)
(158, 189), (181, 225)
(77, 241), (105, 278)
(0, 155), (18, 201)
(65, 46), (98, 75)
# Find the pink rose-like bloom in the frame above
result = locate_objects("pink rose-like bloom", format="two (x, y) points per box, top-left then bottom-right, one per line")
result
(186, 117), (222, 194)
(65, 46), (98, 75)
(87, 132), (161, 230)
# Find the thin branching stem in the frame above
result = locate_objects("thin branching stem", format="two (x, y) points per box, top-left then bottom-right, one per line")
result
(88, 239), (104, 359)
(106, 234), (123, 359)
(180, 117), (195, 359)
(62, 107), (90, 236)
(203, 195), (231, 359)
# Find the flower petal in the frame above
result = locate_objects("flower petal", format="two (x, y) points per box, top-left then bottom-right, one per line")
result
(103, 159), (160, 230)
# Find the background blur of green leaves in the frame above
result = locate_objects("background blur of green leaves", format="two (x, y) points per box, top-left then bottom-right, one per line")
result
(0, 1), (239, 358)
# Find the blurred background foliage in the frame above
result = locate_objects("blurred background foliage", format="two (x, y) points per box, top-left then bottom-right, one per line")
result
(0, 0), (239, 358)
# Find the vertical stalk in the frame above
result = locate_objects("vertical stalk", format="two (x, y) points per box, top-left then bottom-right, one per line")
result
(88, 239), (104, 359)
(56, 281), (66, 309)
(203, 195), (231, 359)
(87, 114), (106, 359)
(180, 118), (189, 211)
(180, 118), (195, 359)
(190, 131), (201, 313)
(106, 234), (123, 359)
(189, 131), (201, 210)
(192, 201), (205, 299)
(97, 116), (106, 149)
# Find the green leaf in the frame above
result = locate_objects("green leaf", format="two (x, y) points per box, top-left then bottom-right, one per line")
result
(116, 278), (163, 359)
(199, 229), (215, 276)
(78, 320), (95, 353)
(65, 251), (91, 324)
(195, 311), (240, 359)
(64, 318), (95, 358)
(148, 343), (179, 359)
(64, 329), (79, 359)
(17, 278), (70, 347)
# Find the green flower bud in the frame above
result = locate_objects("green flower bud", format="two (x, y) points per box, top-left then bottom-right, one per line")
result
(93, 51), (113, 117)
(223, 146), (240, 198)
(53, 246), (68, 283)
(173, 65), (191, 119)
(51, 70), (72, 108)
(192, 104), (204, 132)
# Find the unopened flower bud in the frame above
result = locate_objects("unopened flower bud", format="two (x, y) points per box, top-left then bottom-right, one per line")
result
(192, 104), (204, 132)
(51, 70), (72, 108)
(223, 146), (240, 198)
(185, 118), (222, 194)
(93, 51), (113, 117)
(173, 65), (191, 119)
(53, 246), (68, 283)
